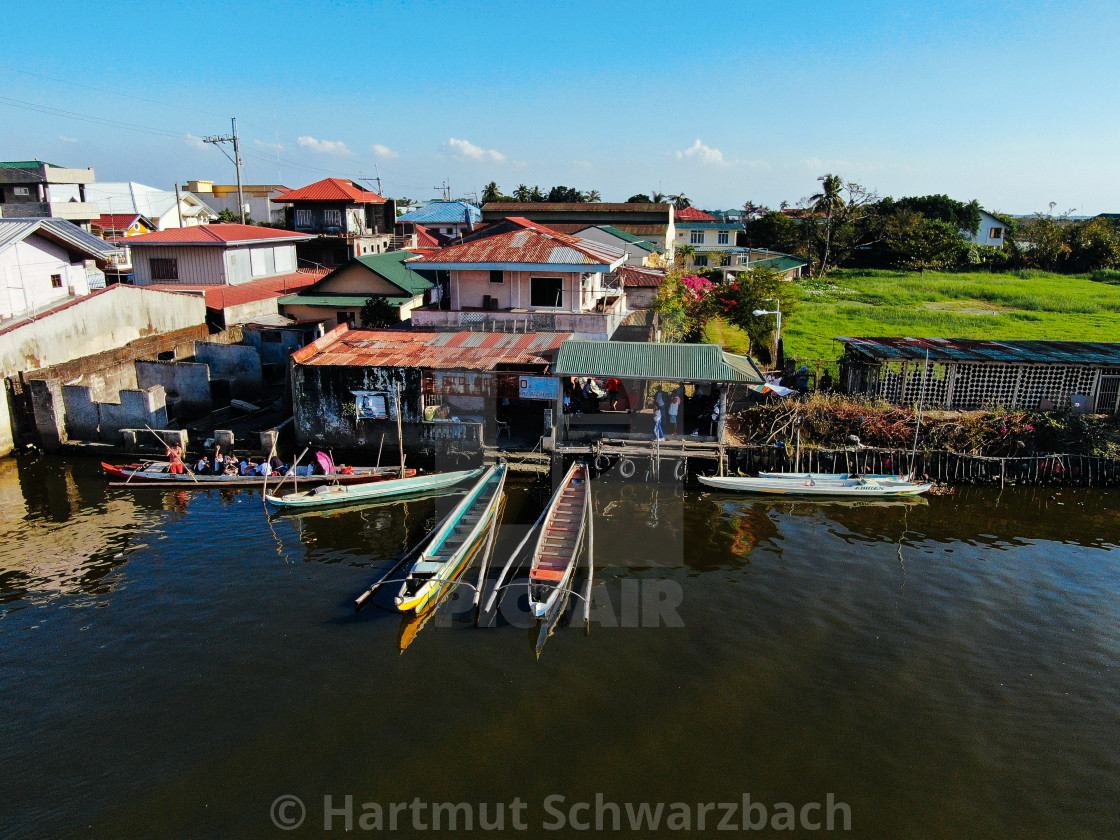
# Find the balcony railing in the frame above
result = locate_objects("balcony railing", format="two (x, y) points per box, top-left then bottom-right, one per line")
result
(411, 304), (627, 338)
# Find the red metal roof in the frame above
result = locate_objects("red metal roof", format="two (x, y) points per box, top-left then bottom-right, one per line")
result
(406, 219), (625, 266)
(172, 269), (329, 310)
(412, 224), (446, 249)
(119, 224), (309, 246)
(272, 178), (386, 203)
(617, 265), (666, 288)
(674, 206), (717, 221)
(292, 324), (572, 370)
(94, 214), (147, 233)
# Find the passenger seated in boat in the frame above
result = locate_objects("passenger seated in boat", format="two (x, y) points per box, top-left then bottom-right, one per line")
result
(268, 455), (288, 476)
(238, 458), (254, 476)
(195, 457), (211, 475)
(255, 460), (272, 477)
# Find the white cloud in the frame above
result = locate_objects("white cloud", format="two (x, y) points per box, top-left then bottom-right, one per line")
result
(448, 137), (505, 162)
(571, 159), (593, 170)
(254, 139), (284, 152)
(185, 133), (208, 151)
(297, 136), (352, 156)
(675, 139), (727, 166)
(59, 135), (77, 143)
(369, 143), (399, 159)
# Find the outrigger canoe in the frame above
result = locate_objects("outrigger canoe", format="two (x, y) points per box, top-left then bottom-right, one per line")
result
(265, 467), (483, 509)
(698, 474), (933, 496)
(527, 461), (590, 619)
(394, 464), (507, 613)
(758, 471), (914, 483)
(103, 461), (414, 487)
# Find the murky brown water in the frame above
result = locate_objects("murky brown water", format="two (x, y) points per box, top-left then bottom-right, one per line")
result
(1, 455), (1117, 838)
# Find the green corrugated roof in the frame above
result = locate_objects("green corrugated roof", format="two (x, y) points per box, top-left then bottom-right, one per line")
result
(593, 225), (657, 252)
(751, 255), (808, 272)
(278, 294), (411, 308)
(352, 251), (434, 296)
(0, 160), (58, 169)
(554, 340), (762, 383)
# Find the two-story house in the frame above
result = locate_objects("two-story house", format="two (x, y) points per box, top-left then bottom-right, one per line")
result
(0, 161), (100, 229)
(272, 178), (398, 268)
(86, 181), (216, 230)
(406, 218), (629, 339)
(673, 207), (746, 274)
(396, 201), (481, 241)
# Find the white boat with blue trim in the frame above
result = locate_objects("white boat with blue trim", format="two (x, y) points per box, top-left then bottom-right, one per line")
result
(265, 467), (483, 509)
(699, 474), (933, 496)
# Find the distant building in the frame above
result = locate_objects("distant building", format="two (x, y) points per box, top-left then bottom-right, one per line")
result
(272, 178), (398, 268)
(0, 218), (120, 320)
(91, 214), (157, 281)
(85, 182), (216, 230)
(0, 161), (100, 229)
(837, 336), (1120, 413)
(963, 209), (1009, 249)
(673, 207), (746, 272)
(573, 225), (663, 266)
(279, 251), (436, 326)
(481, 202), (676, 257)
(397, 201), (481, 240)
(184, 180), (289, 226)
(405, 218), (629, 339)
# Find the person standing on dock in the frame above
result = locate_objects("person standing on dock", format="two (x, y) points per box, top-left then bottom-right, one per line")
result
(669, 393), (681, 436)
(654, 404), (665, 440)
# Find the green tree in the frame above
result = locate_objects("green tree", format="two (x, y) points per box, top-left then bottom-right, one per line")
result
(718, 266), (794, 365)
(215, 208), (254, 224)
(547, 185), (585, 202)
(670, 192), (691, 210)
(359, 296), (398, 329)
(584, 189), (601, 202)
(743, 210), (802, 253)
(880, 194), (981, 235)
(884, 210), (965, 275)
(651, 191), (666, 203)
(1017, 215), (1070, 270)
(801, 175), (881, 276)
(1064, 217), (1120, 272)
(513, 184), (531, 202)
(627, 193), (651, 203)
(482, 182), (503, 203)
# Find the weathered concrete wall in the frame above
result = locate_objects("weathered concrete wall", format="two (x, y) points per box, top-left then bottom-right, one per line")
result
(221, 297), (281, 329)
(98, 387), (167, 443)
(292, 363), (421, 450)
(135, 360), (212, 419)
(193, 342), (262, 399)
(62, 385), (99, 440)
(28, 379), (65, 449)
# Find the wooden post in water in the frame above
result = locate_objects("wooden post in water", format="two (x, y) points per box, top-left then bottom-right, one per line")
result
(581, 486), (595, 632)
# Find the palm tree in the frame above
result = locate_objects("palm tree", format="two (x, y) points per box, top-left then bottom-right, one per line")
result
(513, 184), (531, 202)
(809, 173), (846, 275)
(584, 189), (601, 203)
(670, 193), (692, 210)
(482, 182), (502, 203)
(651, 191), (666, 203)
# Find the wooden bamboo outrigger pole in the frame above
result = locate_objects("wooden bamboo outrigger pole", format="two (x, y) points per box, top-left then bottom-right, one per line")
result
(481, 503), (552, 618)
(579, 485), (595, 630)
(268, 446), (310, 497)
(354, 506), (457, 609)
(472, 498), (504, 623)
(144, 425), (197, 483)
(394, 384), (406, 479)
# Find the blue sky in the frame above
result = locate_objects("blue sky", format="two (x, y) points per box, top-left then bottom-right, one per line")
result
(2, 0), (1118, 214)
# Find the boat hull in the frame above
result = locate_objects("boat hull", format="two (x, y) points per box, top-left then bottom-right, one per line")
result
(104, 461), (413, 487)
(265, 468), (483, 509)
(758, 471), (913, 483)
(698, 475), (933, 496)
(527, 462), (589, 620)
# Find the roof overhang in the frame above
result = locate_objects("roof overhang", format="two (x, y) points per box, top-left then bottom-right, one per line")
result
(405, 261), (617, 273)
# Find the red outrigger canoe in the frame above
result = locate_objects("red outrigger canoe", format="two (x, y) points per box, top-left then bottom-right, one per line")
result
(103, 461), (416, 487)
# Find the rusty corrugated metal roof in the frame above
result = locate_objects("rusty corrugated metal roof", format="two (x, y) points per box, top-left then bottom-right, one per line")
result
(405, 220), (626, 267)
(836, 337), (1120, 366)
(292, 326), (573, 370)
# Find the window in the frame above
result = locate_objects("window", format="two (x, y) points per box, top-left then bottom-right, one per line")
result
(489, 270), (504, 284)
(690, 230), (705, 244)
(250, 247), (267, 277)
(14, 186), (30, 197)
(50, 273), (63, 288)
(990, 227), (1003, 240)
(323, 209), (342, 229)
(150, 258), (178, 281)
(694, 255), (709, 267)
(261, 330), (282, 344)
(717, 230), (730, 245)
(295, 208), (313, 228)
(337, 311), (353, 324)
(530, 276), (563, 308)
(274, 246), (295, 273)
(719, 255), (731, 267)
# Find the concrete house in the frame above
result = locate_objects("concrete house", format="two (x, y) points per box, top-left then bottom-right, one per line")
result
(0, 161), (100, 229)
(278, 251), (435, 326)
(86, 182), (216, 230)
(396, 201), (481, 240)
(0, 218), (120, 320)
(184, 180), (289, 225)
(674, 206), (745, 271)
(406, 218), (629, 339)
(964, 209), (1009, 249)
(272, 178), (398, 267)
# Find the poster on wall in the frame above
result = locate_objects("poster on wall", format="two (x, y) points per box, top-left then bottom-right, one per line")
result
(354, 391), (390, 420)
(423, 371), (494, 397)
(518, 375), (556, 400)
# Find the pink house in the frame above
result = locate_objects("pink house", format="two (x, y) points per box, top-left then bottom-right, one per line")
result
(405, 218), (629, 339)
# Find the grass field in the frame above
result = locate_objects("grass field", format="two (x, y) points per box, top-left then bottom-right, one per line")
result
(782, 269), (1120, 363)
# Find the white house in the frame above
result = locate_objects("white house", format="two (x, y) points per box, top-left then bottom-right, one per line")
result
(0, 218), (120, 321)
(86, 182), (216, 230)
(964, 209), (1009, 249)
(573, 225), (663, 266)
(673, 207), (745, 271)
(121, 223), (313, 287)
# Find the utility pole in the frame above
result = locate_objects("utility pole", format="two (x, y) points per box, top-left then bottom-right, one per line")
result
(432, 180), (450, 201)
(203, 117), (246, 223)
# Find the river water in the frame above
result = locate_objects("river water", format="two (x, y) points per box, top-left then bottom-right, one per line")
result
(0, 455), (1117, 839)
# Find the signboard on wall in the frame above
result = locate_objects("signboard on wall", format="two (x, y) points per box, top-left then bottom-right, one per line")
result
(518, 375), (556, 400)
(354, 391), (390, 420)
(423, 371), (494, 397)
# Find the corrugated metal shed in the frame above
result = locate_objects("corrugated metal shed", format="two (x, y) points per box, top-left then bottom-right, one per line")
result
(554, 340), (763, 382)
(837, 337), (1120, 366)
(292, 327), (572, 370)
